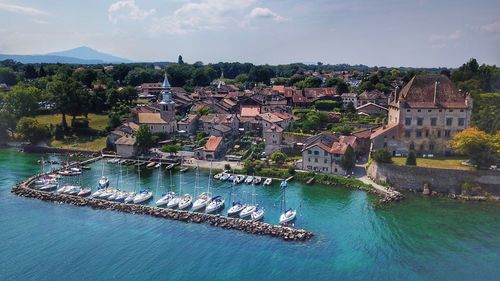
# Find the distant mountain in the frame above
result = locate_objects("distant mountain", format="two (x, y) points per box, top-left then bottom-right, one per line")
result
(47, 46), (131, 63)
(0, 46), (131, 64)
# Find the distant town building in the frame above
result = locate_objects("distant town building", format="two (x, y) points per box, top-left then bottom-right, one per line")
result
(371, 74), (473, 155)
(356, 102), (388, 116)
(358, 89), (387, 107)
(195, 135), (225, 160)
(341, 92), (358, 108)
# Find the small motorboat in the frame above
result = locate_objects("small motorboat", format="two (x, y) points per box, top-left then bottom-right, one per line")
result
(192, 192), (211, 211)
(133, 189), (153, 204)
(48, 174), (62, 180)
(107, 158), (119, 164)
(146, 162), (156, 169)
(154, 163), (161, 169)
(220, 173), (230, 181)
(227, 201), (245, 216)
(118, 159), (127, 165)
(39, 183), (58, 191)
(205, 196), (224, 213)
(34, 177), (57, 186)
(214, 173), (223, 180)
(98, 176), (109, 188)
(239, 205), (256, 218)
(279, 208), (297, 224)
(228, 175), (234, 182)
(253, 176), (262, 185)
(180, 166), (189, 172)
(178, 194), (192, 210)
(107, 190), (121, 201)
(251, 206), (265, 221)
(165, 164), (174, 170)
(77, 187), (92, 197)
(80, 165), (91, 170)
(263, 178), (272, 186)
(98, 188), (116, 199)
(245, 176), (254, 184)
(124, 192), (137, 203)
(156, 192), (175, 206)
(69, 167), (81, 173)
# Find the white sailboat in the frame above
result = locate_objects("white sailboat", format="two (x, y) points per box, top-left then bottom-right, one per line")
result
(263, 178), (272, 186)
(279, 180), (296, 224)
(156, 164), (176, 206)
(206, 195), (224, 213)
(240, 180), (257, 218)
(193, 164), (213, 211)
(98, 160), (109, 187)
(227, 178), (245, 216)
(132, 158), (152, 204)
(178, 161), (193, 210)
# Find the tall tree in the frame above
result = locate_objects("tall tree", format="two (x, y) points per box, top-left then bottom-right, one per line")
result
(15, 117), (49, 144)
(135, 125), (154, 152)
(451, 127), (497, 169)
(3, 84), (42, 117)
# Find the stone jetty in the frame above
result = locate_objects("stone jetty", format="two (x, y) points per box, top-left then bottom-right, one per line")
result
(11, 176), (313, 242)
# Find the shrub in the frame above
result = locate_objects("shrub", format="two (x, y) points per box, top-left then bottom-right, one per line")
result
(224, 164), (231, 171)
(371, 149), (393, 163)
(406, 151), (417, 166)
(288, 167), (296, 175)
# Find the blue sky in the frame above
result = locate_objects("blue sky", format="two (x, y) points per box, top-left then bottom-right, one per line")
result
(0, 0), (499, 67)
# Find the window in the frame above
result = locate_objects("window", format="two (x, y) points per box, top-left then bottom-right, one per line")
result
(437, 130), (441, 138)
(314, 158), (318, 163)
(324, 159), (327, 164)
(429, 143), (434, 151)
(405, 118), (412, 126)
(417, 109), (421, 112)
(445, 130), (451, 137)
(406, 109), (411, 112)
(314, 151), (319, 155)
(425, 130), (429, 137)
(417, 117), (423, 126)
(308, 158), (311, 162)
(416, 130), (422, 138)
(428, 109), (432, 112)
(446, 118), (453, 126)
(430, 118), (437, 126)
(458, 118), (465, 126)
(404, 130), (411, 138)
(460, 109), (464, 112)
(308, 150), (312, 155)
(439, 109), (442, 112)
(449, 109), (453, 112)
(324, 151), (328, 156)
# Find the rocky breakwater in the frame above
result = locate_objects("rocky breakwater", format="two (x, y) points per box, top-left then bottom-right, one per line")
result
(11, 183), (313, 242)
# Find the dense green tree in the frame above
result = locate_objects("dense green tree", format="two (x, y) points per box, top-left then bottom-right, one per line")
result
(451, 127), (497, 169)
(161, 144), (181, 155)
(47, 76), (86, 128)
(73, 68), (97, 87)
(167, 64), (193, 87)
(3, 84), (42, 117)
(15, 117), (49, 144)
(0, 67), (18, 85)
(24, 65), (38, 79)
(332, 125), (353, 135)
(107, 112), (122, 130)
(249, 65), (275, 84)
(371, 149), (393, 163)
(178, 55), (184, 64)
(110, 64), (131, 83)
(405, 152), (417, 166)
(135, 125), (154, 151)
(340, 146), (356, 171)
(271, 151), (287, 164)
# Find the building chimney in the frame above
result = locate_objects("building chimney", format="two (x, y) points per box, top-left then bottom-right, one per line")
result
(434, 81), (438, 105)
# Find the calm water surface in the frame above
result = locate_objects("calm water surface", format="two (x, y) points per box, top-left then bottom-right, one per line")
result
(0, 148), (499, 280)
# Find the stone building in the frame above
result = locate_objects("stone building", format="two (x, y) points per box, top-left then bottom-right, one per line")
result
(263, 125), (284, 155)
(371, 74), (473, 155)
(341, 92), (358, 108)
(300, 132), (353, 175)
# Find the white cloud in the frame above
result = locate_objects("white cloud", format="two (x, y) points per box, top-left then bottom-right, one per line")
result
(0, 2), (48, 16)
(247, 7), (285, 22)
(150, 0), (284, 34)
(429, 30), (461, 42)
(480, 21), (500, 33)
(108, 0), (156, 24)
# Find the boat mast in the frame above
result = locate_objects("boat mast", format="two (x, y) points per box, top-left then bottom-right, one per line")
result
(169, 169), (173, 191)
(157, 160), (162, 193)
(179, 157), (182, 195)
(207, 161), (213, 196)
(137, 157), (141, 190)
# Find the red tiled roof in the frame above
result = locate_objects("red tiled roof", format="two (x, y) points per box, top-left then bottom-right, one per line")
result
(204, 136), (223, 152)
(398, 74), (468, 109)
(240, 106), (260, 117)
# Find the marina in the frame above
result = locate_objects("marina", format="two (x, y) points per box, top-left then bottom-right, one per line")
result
(12, 155), (313, 240)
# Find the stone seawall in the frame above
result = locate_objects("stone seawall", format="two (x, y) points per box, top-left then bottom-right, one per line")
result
(11, 178), (313, 242)
(367, 162), (500, 197)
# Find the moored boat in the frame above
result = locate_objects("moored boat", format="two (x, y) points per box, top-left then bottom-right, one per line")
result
(251, 206), (265, 221)
(77, 187), (92, 197)
(253, 176), (262, 185)
(178, 194), (192, 210)
(133, 189), (153, 204)
(244, 176), (254, 184)
(263, 178), (272, 186)
(239, 205), (256, 218)
(227, 201), (245, 216)
(156, 191), (175, 206)
(205, 195), (224, 213)
(192, 192), (211, 211)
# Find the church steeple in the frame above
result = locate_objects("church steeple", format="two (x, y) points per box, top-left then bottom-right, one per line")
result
(161, 72), (173, 103)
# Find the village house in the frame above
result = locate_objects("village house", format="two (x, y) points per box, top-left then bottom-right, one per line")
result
(107, 121), (139, 149)
(263, 125), (284, 155)
(358, 89), (388, 107)
(198, 113), (239, 137)
(371, 74), (473, 156)
(177, 114), (199, 135)
(356, 102), (388, 116)
(115, 135), (138, 157)
(194, 135), (225, 160)
(300, 132), (354, 175)
(341, 92), (358, 108)
(258, 112), (291, 131)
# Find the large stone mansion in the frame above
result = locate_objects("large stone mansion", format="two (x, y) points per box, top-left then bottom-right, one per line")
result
(371, 74), (473, 155)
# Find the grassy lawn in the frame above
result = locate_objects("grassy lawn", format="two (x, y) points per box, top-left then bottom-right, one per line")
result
(35, 113), (109, 131)
(392, 156), (473, 171)
(50, 136), (106, 152)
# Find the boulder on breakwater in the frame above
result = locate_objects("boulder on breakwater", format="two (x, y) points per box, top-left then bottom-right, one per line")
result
(11, 182), (313, 242)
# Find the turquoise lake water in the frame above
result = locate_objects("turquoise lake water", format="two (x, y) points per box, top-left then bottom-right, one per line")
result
(0, 148), (499, 280)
